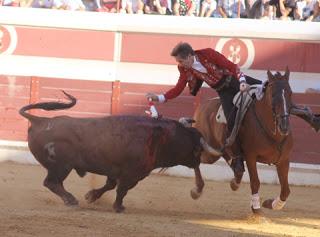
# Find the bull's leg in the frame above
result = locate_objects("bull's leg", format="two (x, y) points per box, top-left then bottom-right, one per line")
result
(246, 157), (262, 214)
(190, 166), (204, 200)
(113, 179), (139, 213)
(85, 177), (117, 203)
(262, 159), (290, 210)
(43, 167), (78, 206)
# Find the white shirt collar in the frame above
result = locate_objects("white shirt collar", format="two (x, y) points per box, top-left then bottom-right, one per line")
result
(192, 55), (207, 73)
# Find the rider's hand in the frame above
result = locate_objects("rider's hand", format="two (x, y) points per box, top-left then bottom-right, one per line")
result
(238, 71), (248, 92)
(146, 93), (159, 102)
(239, 82), (249, 92)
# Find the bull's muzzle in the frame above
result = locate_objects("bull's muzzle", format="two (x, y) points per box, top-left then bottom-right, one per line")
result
(200, 138), (223, 156)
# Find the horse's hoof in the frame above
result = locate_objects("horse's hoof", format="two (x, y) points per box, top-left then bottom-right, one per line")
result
(247, 212), (270, 224)
(230, 178), (240, 191)
(262, 199), (274, 209)
(190, 188), (202, 200)
(251, 206), (263, 215)
(85, 190), (98, 203)
(113, 203), (125, 213)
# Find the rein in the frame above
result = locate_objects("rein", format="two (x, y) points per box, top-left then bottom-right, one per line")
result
(252, 101), (288, 165)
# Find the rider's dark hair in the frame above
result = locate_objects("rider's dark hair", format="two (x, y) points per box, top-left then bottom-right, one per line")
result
(171, 42), (195, 59)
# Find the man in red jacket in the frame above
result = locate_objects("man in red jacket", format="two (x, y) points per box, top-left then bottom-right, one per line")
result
(146, 42), (262, 175)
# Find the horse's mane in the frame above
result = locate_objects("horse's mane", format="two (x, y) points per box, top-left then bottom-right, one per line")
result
(262, 81), (269, 93)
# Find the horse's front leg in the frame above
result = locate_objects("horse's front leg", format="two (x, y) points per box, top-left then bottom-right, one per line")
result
(190, 165), (204, 200)
(262, 158), (290, 210)
(246, 157), (262, 214)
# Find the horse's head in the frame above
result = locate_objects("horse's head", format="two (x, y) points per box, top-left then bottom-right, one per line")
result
(266, 67), (293, 136)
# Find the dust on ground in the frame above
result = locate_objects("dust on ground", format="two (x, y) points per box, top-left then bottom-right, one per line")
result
(0, 161), (319, 237)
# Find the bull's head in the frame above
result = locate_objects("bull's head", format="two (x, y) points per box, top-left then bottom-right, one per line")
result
(179, 117), (223, 157)
(199, 138), (222, 156)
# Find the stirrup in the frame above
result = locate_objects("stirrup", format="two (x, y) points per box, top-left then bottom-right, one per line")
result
(225, 118), (241, 147)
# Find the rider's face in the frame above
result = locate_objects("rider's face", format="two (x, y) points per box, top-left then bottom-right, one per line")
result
(175, 54), (194, 68)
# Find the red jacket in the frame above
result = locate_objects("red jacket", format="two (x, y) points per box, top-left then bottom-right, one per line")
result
(164, 48), (239, 100)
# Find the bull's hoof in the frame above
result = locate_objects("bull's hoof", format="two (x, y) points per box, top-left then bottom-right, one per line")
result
(113, 203), (125, 213)
(190, 188), (202, 200)
(85, 190), (100, 203)
(262, 199), (274, 209)
(230, 178), (240, 191)
(64, 198), (79, 206)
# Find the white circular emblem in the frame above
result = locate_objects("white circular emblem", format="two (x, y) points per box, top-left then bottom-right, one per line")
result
(215, 38), (255, 69)
(0, 25), (17, 55)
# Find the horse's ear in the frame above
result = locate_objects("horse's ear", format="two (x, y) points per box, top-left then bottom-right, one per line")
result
(267, 70), (273, 81)
(284, 66), (290, 80)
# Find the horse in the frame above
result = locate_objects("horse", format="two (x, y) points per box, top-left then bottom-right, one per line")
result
(193, 68), (294, 214)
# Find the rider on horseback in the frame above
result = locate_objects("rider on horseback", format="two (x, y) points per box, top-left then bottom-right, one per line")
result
(146, 42), (320, 176)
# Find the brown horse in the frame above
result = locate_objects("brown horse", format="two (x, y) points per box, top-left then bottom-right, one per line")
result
(194, 68), (294, 214)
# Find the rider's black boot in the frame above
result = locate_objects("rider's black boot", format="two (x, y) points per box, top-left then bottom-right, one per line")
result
(225, 141), (245, 176)
(230, 156), (245, 176)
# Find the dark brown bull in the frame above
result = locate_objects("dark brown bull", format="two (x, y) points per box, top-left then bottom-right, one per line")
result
(19, 91), (221, 213)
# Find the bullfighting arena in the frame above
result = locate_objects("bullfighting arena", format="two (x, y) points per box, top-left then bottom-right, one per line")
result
(1, 7), (320, 237)
(1, 161), (319, 237)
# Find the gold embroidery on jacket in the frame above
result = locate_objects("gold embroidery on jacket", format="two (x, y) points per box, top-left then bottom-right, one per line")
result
(189, 61), (232, 87)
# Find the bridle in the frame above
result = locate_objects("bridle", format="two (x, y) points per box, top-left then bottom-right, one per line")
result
(269, 81), (291, 136)
(252, 80), (291, 165)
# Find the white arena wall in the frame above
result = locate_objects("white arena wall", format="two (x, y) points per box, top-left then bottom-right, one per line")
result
(0, 7), (319, 186)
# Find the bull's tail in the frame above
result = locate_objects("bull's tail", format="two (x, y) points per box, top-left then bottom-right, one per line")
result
(19, 91), (77, 121)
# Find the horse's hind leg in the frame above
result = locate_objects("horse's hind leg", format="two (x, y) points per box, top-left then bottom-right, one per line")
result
(230, 171), (243, 191)
(43, 166), (78, 206)
(223, 154), (243, 191)
(85, 177), (117, 203)
(262, 159), (290, 210)
(225, 141), (245, 191)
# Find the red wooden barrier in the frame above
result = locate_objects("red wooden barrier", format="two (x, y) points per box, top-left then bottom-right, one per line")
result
(0, 75), (318, 164)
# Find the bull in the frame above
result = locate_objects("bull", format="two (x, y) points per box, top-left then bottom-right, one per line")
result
(19, 91), (221, 212)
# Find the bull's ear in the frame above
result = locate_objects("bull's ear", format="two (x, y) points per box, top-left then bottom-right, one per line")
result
(267, 70), (273, 81)
(284, 66), (290, 80)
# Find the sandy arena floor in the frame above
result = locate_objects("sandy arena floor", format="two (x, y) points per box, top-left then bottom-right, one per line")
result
(0, 161), (319, 237)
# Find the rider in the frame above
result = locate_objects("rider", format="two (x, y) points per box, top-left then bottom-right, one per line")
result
(146, 42), (261, 175)
(146, 42), (320, 175)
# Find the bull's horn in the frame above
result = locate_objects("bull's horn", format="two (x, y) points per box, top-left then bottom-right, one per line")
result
(200, 138), (222, 156)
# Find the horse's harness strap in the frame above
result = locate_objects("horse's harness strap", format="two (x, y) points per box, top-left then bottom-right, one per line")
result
(252, 101), (287, 165)
(277, 137), (288, 162)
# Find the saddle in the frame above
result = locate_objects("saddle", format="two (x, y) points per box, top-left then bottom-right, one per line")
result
(216, 84), (265, 147)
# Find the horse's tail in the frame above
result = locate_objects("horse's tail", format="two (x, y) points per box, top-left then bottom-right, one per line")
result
(19, 91), (77, 122)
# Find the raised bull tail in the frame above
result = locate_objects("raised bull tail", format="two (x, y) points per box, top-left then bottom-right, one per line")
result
(19, 91), (77, 121)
